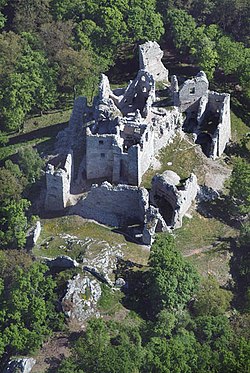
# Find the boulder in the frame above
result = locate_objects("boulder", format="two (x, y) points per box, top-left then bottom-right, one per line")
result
(3, 358), (36, 373)
(62, 274), (102, 322)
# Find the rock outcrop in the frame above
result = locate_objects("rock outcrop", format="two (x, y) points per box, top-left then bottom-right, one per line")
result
(3, 358), (36, 373)
(61, 274), (102, 322)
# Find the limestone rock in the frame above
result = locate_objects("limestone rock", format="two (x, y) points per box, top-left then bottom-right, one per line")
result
(61, 274), (102, 322)
(115, 277), (126, 287)
(81, 245), (123, 286)
(3, 358), (36, 373)
(43, 255), (79, 268)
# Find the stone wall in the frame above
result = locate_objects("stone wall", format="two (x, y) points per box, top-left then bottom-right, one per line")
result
(208, 92), (231, 158)
(151, 171), (198, 228)
(152, 106), (183, 153)
(55, 96), (88, 153)
(178, 71), (209, 113)
(74, 182), (149, 227)
(86, 130), (118, 181)
(139, 41), (169, 82)
(45, 151), (73, 210)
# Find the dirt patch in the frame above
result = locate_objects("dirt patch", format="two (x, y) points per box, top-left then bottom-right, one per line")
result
(32, 333), (72, 372)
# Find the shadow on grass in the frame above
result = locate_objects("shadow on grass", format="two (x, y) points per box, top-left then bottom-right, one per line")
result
(229, 236), (250, 311)
(225, 142), (250, 161)
(115, 258), (153, 320)
(112, 225), (143, 245)
(8, 121), (68, 146)
(231, 97), (250, 129)
(197, 196), (241, 229)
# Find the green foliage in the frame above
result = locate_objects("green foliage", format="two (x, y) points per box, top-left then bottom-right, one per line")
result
(17, 146), (44, 183)
(0, 167), (23, 201)
(12, 0), (52, 33)
(0, 33), (57, 131)
(148, 234), (200, 313)
(193, 276), (232, 316)
(217, 35), (245, 75)
(190, 26), (218, 79)
(0, 31), (24, 77)
(166, 9), (197, 53)
(0, 198), (30, 249)
(52, 0), (164, 66)
(55, 47), (100, 99)
(230, 223), (250, 311)
(0, 130), (8, 146)
(0, 262), (62, 358)
(127, 0), (164, 42)
(143, 330), (201, 373)
(229, 157), (250, 215)
(240, 48), (250, 98)
(59, 318), (143, 373)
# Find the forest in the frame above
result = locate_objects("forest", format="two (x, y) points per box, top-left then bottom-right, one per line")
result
(0, 0), (249, 371)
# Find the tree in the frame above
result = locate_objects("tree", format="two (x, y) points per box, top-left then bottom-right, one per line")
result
(0, 168), (23, 202)
(0, 262), (62, 359)
(239, 48), (250, 98)
(191, 26), (218, 79)
(12, 0), (52, 33)
(127, 0), (164, 43)
(228, 157), (250, 215)
(0, 33), (57, 131)
(147, 234), (200, 313)
(0, 31), (24, 77)
(216, 36), (245, 75)
(55, 47), (102, 99)
(17, 147), (44, 183)
(143, 330), (202, 373)
(230, 222), (250, 311)
(0, 198), (30, 249)
(59, 319), (143, 373)
(166, 9), (197, 53)
(192, 276), (232, 316)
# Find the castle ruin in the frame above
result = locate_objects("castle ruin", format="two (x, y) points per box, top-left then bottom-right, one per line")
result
(45, 41), (231, 243)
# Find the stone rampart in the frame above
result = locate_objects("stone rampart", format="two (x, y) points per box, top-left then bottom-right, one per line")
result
(74, 182), (149, 227)
(45, 151), (73, 210)
(139, 41), (169, 82)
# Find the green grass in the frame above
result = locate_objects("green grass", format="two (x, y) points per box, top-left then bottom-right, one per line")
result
(0, 109), (71, 163)
(98, 284), (124, 315)
(174, 210), (237, 285)
(24, 110), (71, 133)
(187, 249), (231, 285)
(141, 134), (203, 188)
(231, 110), (249, 143)
(174, 210), (236, 256)
(33, 215), (149, 266)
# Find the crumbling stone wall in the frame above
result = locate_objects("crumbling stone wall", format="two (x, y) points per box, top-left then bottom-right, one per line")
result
(55, 96), (88, 153)
(116, 70), (155, 117)
(74, 182), (149, 227)
(152, 106), (183, 152)
(151, 171), (198, 228)
(177, 71), (209, 113)
(194, 91), (231, 159)
(139, 41), (169, 83)
(45, 151), (73, 210)
(207, 92), (231, 158)
(86, 130), (119, 181)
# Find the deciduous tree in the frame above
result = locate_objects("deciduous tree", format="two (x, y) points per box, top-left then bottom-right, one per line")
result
(148, 234), (200, 313)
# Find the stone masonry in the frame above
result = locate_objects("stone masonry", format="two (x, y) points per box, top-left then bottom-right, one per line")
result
(44, 41), (231, 243)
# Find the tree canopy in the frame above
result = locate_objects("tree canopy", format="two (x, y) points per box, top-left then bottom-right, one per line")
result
(147, 234), (200, 313)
